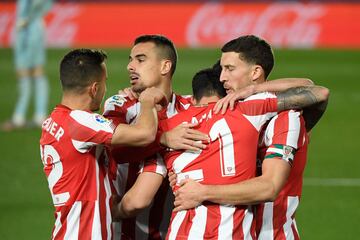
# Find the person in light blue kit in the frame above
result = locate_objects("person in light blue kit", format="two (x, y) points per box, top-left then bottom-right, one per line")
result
(2, 0), (53, 131)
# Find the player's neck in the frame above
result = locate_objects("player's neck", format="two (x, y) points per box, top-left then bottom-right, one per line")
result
(156, 77), (173, 102)
(61, 94), (92, 112)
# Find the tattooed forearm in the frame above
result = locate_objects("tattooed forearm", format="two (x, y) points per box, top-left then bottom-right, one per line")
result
(277, 86), (330, 130)
(277, 86), (322, 111)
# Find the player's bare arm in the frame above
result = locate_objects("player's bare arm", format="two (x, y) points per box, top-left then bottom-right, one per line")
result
(173, 157), (291, 211)
(277, 86), (329, 131)
(111, 87), (166, 146)
(214, 78), (314, 114)
(112, 172), (164, 220)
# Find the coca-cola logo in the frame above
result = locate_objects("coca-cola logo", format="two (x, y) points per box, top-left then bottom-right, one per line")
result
(0, 3), (80, 47)
(46, 4), (80, 47)
(186, 3), (326, 48)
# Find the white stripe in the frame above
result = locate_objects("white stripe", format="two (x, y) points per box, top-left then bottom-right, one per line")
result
(263, 115), (277, 147)
(304, 178), (360, 186)
(92, 148), (102, 239)
(70, 111), (113, 133)
(242, 206), (254, 240)
(91, 201), (102, 240)
(188, 205), (207, 239)
(243, 113), (277, 132)
(167, 94), (178, 118)
(104, 174), (112, 240)
(71, 139), (96, 153)
(126, 102), (140, 124)
(286, 110), (301, 148)
(284, 197), (299, 240)
(156, 153), (168, 177)
(258, 202), (274, 240)
(64, 201), (81, 240)
(218, 205), (235, 240)
(168, 211), (187, 240)
(52, 211), (62, 240)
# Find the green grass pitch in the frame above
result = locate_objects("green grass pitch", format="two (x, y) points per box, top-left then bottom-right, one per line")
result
(0, 47), (359, 239)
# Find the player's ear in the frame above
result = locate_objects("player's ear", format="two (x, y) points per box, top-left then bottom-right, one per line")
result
(251, 65), (264, 82)
(160, 60), (172, 75)
(89, 81), (99, 98)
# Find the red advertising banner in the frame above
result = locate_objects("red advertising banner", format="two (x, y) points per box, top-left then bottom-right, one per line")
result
(1, 2), (359, 48)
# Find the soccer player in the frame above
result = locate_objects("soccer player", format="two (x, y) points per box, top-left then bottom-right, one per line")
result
(103, 35), (209, 240)
(171, 35), (329, 239)
(114, 63), (328, 239)
(103, 34), (311, 239)
(39, 49), (166, 239)
(2, 0), (53, 131)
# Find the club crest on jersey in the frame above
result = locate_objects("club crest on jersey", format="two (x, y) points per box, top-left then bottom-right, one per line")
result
(109, 95), (127, 107)
(282, 145), (295, 162)
(94, 115), (110, 124)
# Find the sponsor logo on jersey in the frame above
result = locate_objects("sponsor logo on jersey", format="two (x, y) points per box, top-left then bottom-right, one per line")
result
(109, 95), (127, 107)
(95, 114), (111, 124)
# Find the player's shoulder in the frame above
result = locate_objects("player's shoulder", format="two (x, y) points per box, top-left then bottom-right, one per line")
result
(173, 93), (192, 110)
(70, 110), (113, 132)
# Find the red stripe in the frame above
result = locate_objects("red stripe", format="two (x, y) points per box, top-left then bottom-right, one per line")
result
(53, 207), (69, 240)
(98, 155), (109, 240)
(255, 204), (264, 236)
(232, 208), (244, 239)
(204, 205), (220, 238)
(78, 201), (95, 239)
(273, 198), (287, 240)
(274, 111), (290, 145)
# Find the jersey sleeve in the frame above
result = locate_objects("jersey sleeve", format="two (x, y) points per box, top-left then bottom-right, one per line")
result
(236, 92), (278, 131)
(103, 94), (141, 125)
(263, 110), (306, 166)
(139, 153), (167, 177)
(68, 110), (114, 153)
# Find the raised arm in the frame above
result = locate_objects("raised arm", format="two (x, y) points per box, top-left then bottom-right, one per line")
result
(214, 78), (314, 114)
(111, 87), (166, 146)
(277, 86), (329, 131)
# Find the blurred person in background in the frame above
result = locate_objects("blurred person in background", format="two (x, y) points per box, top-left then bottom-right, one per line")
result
(1, 0), (53, 131)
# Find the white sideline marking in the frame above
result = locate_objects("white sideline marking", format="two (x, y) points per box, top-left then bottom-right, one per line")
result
(304, 178), (360, 187)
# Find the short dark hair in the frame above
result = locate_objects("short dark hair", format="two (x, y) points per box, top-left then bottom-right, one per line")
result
(60, 49), (107, 93)
(192, 62), (226, 102)
(134, 34), (177, 76)
(221, 35), (274, 79)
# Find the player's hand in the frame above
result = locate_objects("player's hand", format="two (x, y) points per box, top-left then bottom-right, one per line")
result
(118, 87), (139, 100)
(139, 87), (168, 107)
(161, 122), (209, 151)
(173, 179), (205, 211)
(168, 171), (177, 191)
(111, 195), (122, 222)
(214, 85), (256, 114)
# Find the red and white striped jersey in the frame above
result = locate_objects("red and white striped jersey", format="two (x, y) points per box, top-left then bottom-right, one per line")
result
(144, 92), (278, 240)
(256, 110), (308, 240)
(103, 93), (192, 240)
(39, 105), (115, 240)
